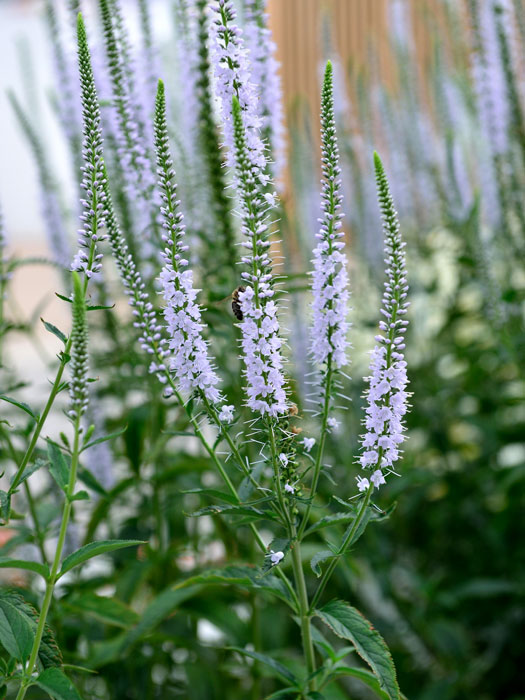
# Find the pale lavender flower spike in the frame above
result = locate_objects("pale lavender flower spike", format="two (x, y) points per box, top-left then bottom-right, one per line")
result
(154, 80), (224, 407)
(242, 0), (287, 186)
(310, 61), (350, 372)
(210, 0), (267, 175)
(212, 1), (288, 418)
(358, 153), (410, 491)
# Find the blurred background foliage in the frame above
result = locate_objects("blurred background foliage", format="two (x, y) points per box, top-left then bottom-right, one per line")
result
(0, 0), (524, 698)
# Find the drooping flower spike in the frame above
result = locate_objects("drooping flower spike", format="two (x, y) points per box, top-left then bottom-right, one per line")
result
(358, 152), (410, 490)
(154, 79), (223, 405)
(71, 14), (107, 279)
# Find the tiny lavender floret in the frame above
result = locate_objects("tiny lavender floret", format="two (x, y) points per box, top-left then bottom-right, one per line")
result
(358, 153), (410, 489)
(154, 80), (222, 403)
(71, 15), (107, 278)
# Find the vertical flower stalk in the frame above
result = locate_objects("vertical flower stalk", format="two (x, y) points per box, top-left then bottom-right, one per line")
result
(231, 97), (287, 418)
(71, 14), (107, 279)
(98, 0), (158, 270)
(14, 272), (88, 700)
(299, 61), (350, 536)
(44, 0), (83, 176)
(242, 0), (286, 185)
(8, 92), (71, 268)
(357, 153), (409, 493)
(154, 79), (223, 405)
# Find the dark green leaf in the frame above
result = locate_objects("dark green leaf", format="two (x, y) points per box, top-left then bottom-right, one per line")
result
(0, 558), (49, 579)
(0, 395), (37, 421)
(326, 666), (390, 699)
(180, 488), (239, 505)
(69, 490), (90, 502)
(77, 467), (107, 497)
(64, 594), (138, 628)
(34, 667), (82, 700)
(0, 598), (34, 663)
(120, 585), (203, 652)
(229, 646), (298, 684)
(41, 318), (67, 344)
(315, 600), (400, 700)
(174, 565), (295, 607)
(187, 503), (270, 519)
(59, 540), (145, 579)
(305, 512), (356, 537)
(0, 491), (10, 522)
(310, 550), (334, 577)
(9, 459), (45, 492)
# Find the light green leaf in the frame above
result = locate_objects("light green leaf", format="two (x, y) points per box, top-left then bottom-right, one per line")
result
(229, 646), (298, 684)
(58, 540), (145, 579)
(310, 550), (334, 577)
(0, 395), (37, 422)
(0, 557), (49, 579)
(315, 600), (400, 700)
(47, 441), (69, 492)
(187, 503), (273, 520)
(34, 667), (82, 700)
(81, 426), (127, 453)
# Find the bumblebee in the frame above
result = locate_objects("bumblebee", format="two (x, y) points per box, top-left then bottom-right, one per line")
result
(231, 286), (246, 320)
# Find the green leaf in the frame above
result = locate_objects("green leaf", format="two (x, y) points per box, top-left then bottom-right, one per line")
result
(9, 459), (45, 492)
(86, 302), (115, 311)
(34, 668), (82, 700)
(342, 507), (372, 549)
(187, 503), (271, 519)
(120, 585), (203, 652)
(263, 689), (297, 700)
(0, 395), (37, 422)
(326, 666), (390, 699)
(0, 491), (10, 522)
(47, 441), (69, 492)
(58, 540), (145, 579)
(305, 512), (356, 537)
(260, 537), (292, 575)
(315, 600), (400, 700)
(64, 594), (138, 628)
(81, 426), (127, 453)
(77, 467), (107, 497)
(41, 318), (67, 344)
(310, 550), (334, 577)
(0, 598), (34, 663)
(180, 488), (239, 505)
(229, 646), (298, 684)
(174, 565), (295, 608)
(0, 558), (49, 579)
(69, 490), (90, 502)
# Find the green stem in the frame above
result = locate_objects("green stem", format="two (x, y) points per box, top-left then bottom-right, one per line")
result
(297, 358), (333, 539)
(309, 485), (373, 612)
(291, 538), (316, 691)
(0, 426), (48, 566)
(15, 418), (82, 700)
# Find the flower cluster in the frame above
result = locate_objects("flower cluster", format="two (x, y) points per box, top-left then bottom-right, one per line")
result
(310, 61), (350, 372)
(358, 153), (409, 490)
(210, 0), (267, 175)
(242, 0), (286, 184)
(71, 15), (107, 278)
(231, 99), (287, 417)
(211, 2), (287, 418)
(154, 80), (223, 404)
(99, 0), (157, 268)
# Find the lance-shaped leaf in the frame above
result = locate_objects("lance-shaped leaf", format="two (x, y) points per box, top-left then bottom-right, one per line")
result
(315, 600), (400, 700)
(58, 539), (145, 578)
(0, 597), (34, 663)
(0, 558), (49, 579)
(228, 647), (298, 685)
(34, 667), (82, 700)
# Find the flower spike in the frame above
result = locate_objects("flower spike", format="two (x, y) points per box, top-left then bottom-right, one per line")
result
(358, 152), (410, 488)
